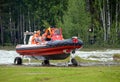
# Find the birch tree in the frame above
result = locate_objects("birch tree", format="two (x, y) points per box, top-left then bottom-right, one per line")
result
(106, 0), (111, 40)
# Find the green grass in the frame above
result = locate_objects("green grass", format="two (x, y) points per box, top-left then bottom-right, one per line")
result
(0, 66), (120, 82)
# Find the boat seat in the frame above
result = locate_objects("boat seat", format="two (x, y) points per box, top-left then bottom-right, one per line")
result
(28, 36), (33, 45)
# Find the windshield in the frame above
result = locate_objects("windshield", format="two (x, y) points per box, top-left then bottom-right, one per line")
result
(53, 29), (61, 35)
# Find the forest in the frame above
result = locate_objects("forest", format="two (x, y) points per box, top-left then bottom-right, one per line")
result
(0, 0), (120, 48)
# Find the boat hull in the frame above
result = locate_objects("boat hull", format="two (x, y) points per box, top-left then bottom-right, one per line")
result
(16, 39), (83, 60)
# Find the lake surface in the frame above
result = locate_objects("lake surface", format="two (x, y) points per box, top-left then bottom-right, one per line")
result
(0, 49), (120, 64)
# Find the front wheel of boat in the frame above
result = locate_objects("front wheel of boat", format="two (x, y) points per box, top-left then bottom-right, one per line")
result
(71, 58), (78, 66)
(14, 57), (22, 65)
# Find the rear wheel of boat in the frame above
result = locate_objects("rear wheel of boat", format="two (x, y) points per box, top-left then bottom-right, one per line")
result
(42, 60), (50, 65)
(71, 58), (78, 66)
(14, 57), (22, 65)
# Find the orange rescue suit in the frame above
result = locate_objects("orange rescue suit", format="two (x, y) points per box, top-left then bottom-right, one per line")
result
(31, 31), (41, 44)
(43, 27), (53, 41)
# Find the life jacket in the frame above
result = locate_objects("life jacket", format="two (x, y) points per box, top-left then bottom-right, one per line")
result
(31, 32), (41, 44)
(31, 34), (37, 44)
(45, 27), (52, 40)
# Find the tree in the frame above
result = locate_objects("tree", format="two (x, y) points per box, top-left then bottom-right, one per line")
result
(0, 0), (69, 45)
(87, 0), (120, 45)
(60, 0), (91, 44)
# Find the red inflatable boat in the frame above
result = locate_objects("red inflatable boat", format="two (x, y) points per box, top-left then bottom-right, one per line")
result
(15, 28), (83, 66)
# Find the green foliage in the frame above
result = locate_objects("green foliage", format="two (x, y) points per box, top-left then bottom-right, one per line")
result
(113, 54), (120, 62)
(0, 0), (69, 45)
(88, 0), (120, 47)
(59, 0), (91, 41)
(0, 0), (120, 48)
(113, 54), (120, 58)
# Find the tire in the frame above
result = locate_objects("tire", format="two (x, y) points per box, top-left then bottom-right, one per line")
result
(71, 58), (78, 66)
(14, 57), (22, 65)
(42, 60), (50, 65)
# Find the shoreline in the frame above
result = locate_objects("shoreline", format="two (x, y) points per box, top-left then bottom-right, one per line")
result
(0, 61), (120, 67)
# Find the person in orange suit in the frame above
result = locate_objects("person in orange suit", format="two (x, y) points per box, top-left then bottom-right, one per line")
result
(31, 30), (42, 44)
(42, 27), (53, 41)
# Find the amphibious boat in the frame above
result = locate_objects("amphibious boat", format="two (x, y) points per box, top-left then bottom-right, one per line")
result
(15, 28), (83, 66)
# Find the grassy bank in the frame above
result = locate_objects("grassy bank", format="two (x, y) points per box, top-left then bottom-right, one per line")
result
(0, 46), (16, 50)
(0, 66), (120, 82)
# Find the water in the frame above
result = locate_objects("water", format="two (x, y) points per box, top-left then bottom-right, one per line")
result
(0, 50), (19, 64)
(76, 49), (120, 61)
(0, 49), (120, 64)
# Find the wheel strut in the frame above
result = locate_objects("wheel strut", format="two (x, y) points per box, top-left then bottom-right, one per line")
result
(68, 50), (78, 66)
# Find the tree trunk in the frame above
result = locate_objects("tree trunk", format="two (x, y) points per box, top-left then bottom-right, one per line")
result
(107, 0), (111, 41)
(0, 16), (4, 46)
(23, 14), (25, 32)
(19, 3), (23, 43)
(13, 22), (16, 45)
(33, 16), (36, 31)
(17, 13), (20, 43)
(100, 0), (107, 41)
(115, 0), (118, 32)
(28, 10), (31, 32)
(119, 0), (120, 30)
(115, 0), (119, 43)
(9, 7), (13, 44)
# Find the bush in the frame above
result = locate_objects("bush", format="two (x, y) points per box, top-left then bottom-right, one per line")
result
(113, 54), (120, 61)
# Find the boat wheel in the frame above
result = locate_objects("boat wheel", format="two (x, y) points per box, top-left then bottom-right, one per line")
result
(71, 58), (78, 66)
(42, 60), (50, 65)
(14, 57), (22, 65)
